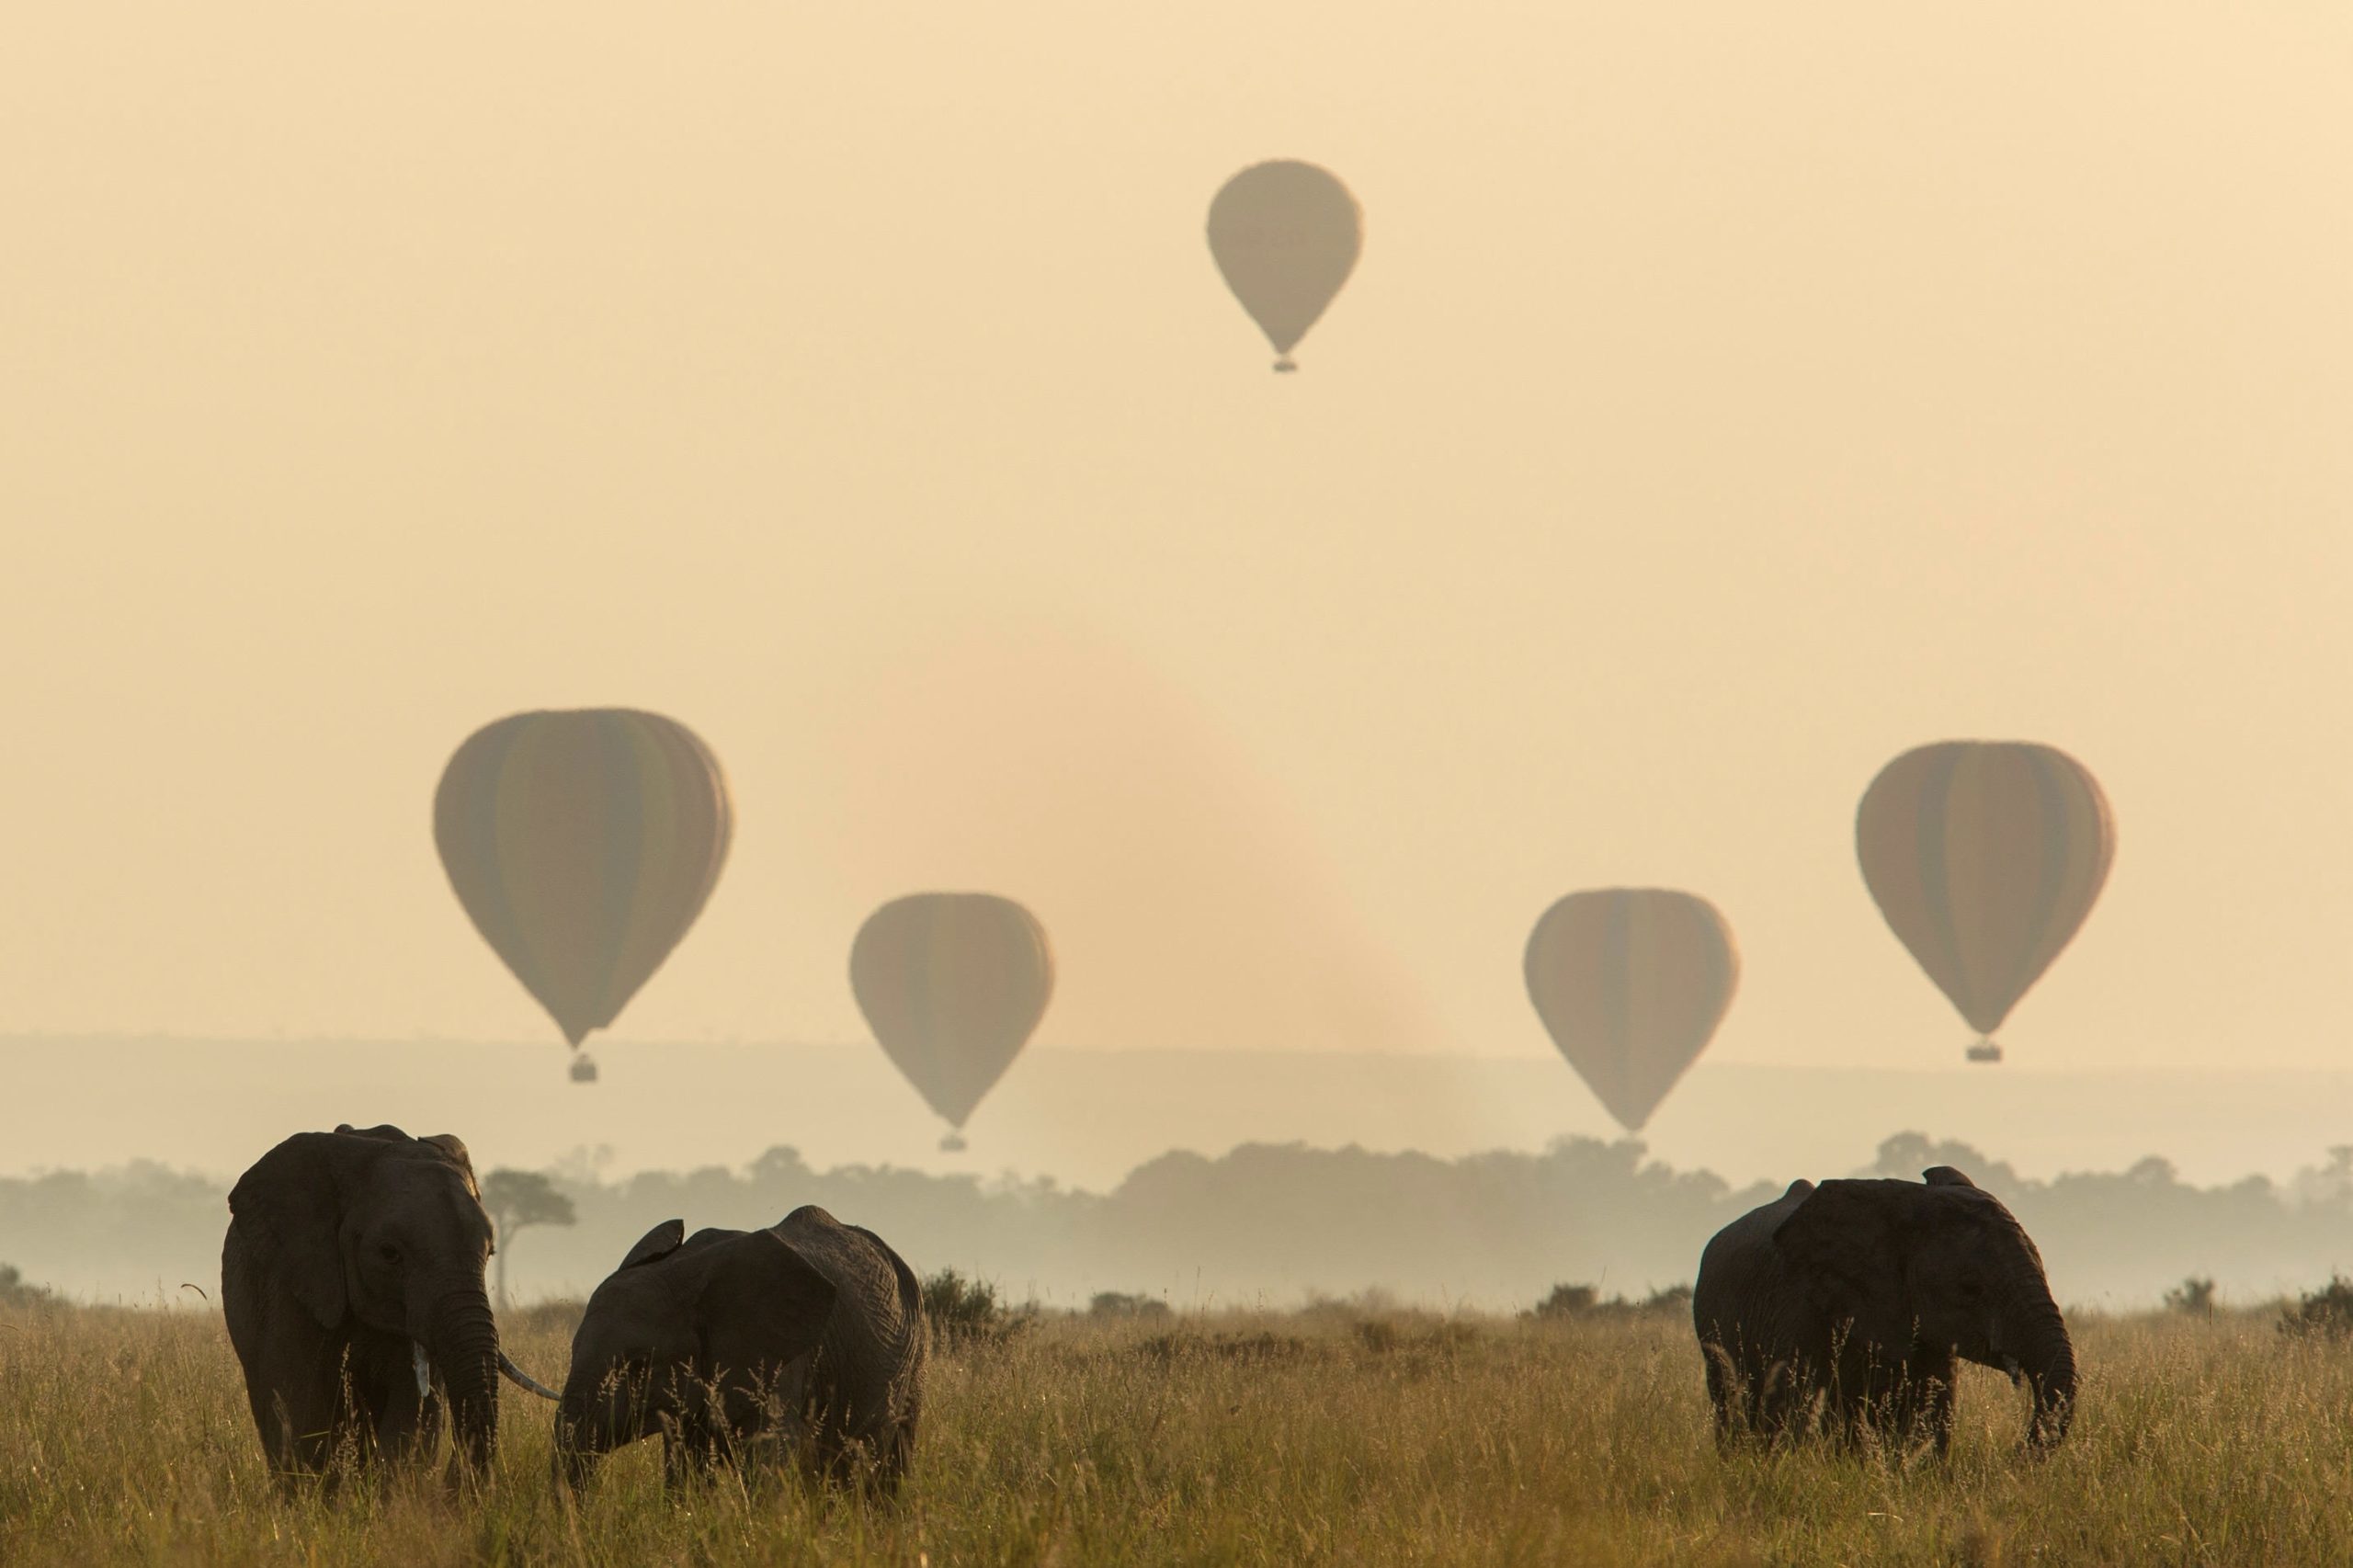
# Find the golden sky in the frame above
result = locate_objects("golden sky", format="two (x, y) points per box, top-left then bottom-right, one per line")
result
(3, 3), (2347, 1073)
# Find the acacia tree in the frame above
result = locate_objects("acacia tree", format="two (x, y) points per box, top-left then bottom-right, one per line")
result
(481, 1169), (576, 1310)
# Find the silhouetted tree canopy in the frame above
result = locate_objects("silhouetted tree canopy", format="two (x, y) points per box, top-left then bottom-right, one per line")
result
(10, 1135), (2353, 1310)
(482, 1167), (576, 1308)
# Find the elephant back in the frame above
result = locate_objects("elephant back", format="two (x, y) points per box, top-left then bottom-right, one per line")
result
(770, 1209), (926, 1434)
(1692, 1180), (1814, 1352)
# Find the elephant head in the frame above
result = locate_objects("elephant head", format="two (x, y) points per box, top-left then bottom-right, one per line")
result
(227, 1123), (551, 1471)
(554, 1219), (837, 1486)
(1773, 1166), (2075, 1446)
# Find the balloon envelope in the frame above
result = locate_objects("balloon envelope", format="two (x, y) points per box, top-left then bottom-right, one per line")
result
(1524, 890), (1739, 1132)
(435, 710), (732, 1051)
(1207, 160), (1362, 367)
(1856, 741), (2114, 1042)
(851, 892), (1053, 1131)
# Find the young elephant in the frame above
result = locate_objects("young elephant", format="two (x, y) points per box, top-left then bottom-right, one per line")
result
(221, 1123), (560, 1483)
(555, 1206), (926, 1492)
(1692, 1165), (2075, 1453)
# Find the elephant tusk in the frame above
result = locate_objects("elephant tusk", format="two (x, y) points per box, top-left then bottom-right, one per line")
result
(413, 1342), (433, 1401)
(500, 1350), (562, 1401)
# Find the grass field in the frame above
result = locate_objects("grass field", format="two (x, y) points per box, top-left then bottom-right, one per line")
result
(5, 1295), (2351, 1566)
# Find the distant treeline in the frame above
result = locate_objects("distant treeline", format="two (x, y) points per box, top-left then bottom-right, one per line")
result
(11, 1135), (2353, 1310)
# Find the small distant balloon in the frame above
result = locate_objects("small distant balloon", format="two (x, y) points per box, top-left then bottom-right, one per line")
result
(1207, 160), (1362, 371)
(1524, 890), (1739, 1132)
(434, 710), (733, 1076)
(851, 893), (1053, 1146)
(1856, 741), (2114, 1063)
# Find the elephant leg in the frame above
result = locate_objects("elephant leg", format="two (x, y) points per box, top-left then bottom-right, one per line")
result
(1756, 1357), (1806, 1445)
(1835, 1392), (1870, 1449)
(1909, 1353), (1957, 1456)
(1927, 1379), (1957, 1457)
(316, 1346), (381, 1480)
(662, 1413), (725, 1490)
(342, 1365), (395, 1476)
(1825, 1358), (1877, 1449)
(248, 1312), (356, 1481)
(879, 1410), (917, 1494)
(1837, 1349), (1899, 1448)
(1702, 1344), (1737, 1443)
(660, 1430), (697, 1490)
(359, 1336), (438, 1467)
(373, 1370), (440, 1466)
(257, 1385), (339, 1485)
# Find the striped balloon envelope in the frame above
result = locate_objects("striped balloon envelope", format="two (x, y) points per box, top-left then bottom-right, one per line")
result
(1856, 741), (2114, 1061)
(1523, 890), (1739, 1133)
(434, 710), (732, 1063)
(851, 893), (1053, 1147)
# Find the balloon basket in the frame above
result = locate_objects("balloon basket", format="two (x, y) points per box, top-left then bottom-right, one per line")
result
(1965, 1040), (2003, 1064)
(569, 1055), (600, 1084)
(938, 1133), (968, 1153)
(1272, 358), (1298, 373)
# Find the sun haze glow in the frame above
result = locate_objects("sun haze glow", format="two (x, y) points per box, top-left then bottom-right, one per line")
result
(0, 1), (2346, 1088)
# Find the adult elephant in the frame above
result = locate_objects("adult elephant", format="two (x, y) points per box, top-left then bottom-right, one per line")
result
(555, 1206), (926, 1493)
(1692, 1165), (2075, 1454)
(221, 1124), (558, 1483)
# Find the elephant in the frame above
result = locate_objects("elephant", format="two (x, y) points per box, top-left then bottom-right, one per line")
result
(555, 1205), (927, 1494)
(221, 1124), (558, 1483)
(1692, 1165), (2075, 1454)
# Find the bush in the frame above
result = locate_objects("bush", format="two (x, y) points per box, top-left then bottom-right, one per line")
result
(1527, 1281), (1691, 1321)
(0, 1264), (55, 1309)
(1132, 1330), (1311, 1365)
(2164, 1276), (2218, 1317)
(921, 1267), (1035, 1346)
(1089, 1291), (1172, 1321)
(1531, 1284), (1600, 1319)
(2279, 1276), (2353, 1340)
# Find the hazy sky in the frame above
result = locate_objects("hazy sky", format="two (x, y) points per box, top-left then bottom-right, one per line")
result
(4, 4), (2347, 1078)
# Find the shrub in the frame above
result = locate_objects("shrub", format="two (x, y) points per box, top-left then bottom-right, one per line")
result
(1088, 1290), (1172, 1321)
(1527, 1282), (1690, 1321)
(1531, 1284), (1600, 1319)
(0, 1264), (55, 1309)
(1354, 1317), (1478, 1357)
(2279, 1275), (2353, 1339)
(2164, 1276), (2217, 1317)
(921, 1267), (1035, 1346)
(1132, 1330), (1311, 1365)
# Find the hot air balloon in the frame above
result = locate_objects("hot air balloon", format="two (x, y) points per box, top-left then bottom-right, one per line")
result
(435, 710), (732, 1080)
(1524, 889), (1739, 1132)
(1207, 160), (1362, 371)
(851, 893), (1052, 1151)
(1856, 741), (2114, 1064)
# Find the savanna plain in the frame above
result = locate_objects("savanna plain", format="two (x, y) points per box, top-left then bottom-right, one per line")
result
(4, 1295), (2347, 1566)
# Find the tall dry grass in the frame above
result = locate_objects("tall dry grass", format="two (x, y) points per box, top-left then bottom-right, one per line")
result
(4, 1294), (2350, 1565)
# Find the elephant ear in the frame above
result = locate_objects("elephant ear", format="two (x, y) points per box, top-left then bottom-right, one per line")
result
(1921, 1165), (1978, 1189)
(620, 1220), (688, 1270)
(697, 1232), (838, 1380)
(1772, 1180), (1916, 1354)
(418, 1134), (481, 1200)
(227, 1132), (353, 1329)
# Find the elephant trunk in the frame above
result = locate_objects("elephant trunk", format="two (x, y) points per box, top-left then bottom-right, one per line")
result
(551, 1388), (611, 1491)
(1997, 1290), (2075, 1449)
(425, 1285), (503, 1473)
(2020, 1313), (2075, 1448)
